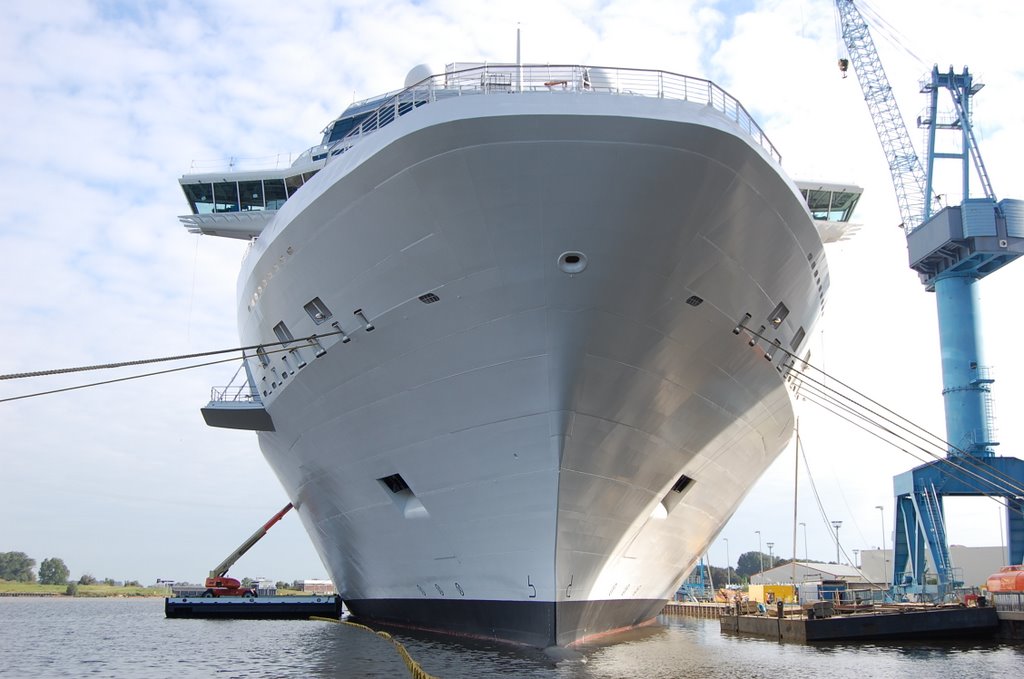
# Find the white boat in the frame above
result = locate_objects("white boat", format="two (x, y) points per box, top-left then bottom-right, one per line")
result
(179, 63), (859, 647)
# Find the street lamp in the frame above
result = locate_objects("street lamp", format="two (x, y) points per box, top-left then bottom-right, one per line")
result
(767, 542), (775, 572)
(853, 549), (860, 568)
(724, 538), (732, 586)
(756, 530), (763, 579)
(875, 505), (886, 554)
(831, 520), (843, 564)
(799, 522), (808, 561)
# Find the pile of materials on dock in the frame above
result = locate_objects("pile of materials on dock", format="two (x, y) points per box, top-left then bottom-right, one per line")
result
(165, 595), (342, 620)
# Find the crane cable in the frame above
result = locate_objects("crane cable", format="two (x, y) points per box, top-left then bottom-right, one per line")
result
(834, 0), (926, 69)
(857, 0), (926, 68)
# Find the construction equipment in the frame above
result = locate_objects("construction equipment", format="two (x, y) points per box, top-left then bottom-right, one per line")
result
(834, 0), (1024, 598)
(202, 502), (293, 597)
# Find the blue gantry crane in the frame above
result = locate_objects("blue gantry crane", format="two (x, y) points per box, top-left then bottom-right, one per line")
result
(835, 0), (1024, 597)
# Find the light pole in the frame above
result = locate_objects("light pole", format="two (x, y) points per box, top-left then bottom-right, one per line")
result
(767, 542), (775, 573)
(799, 522), (808, 561)
(831, 520), (843, 564)
(876, 504), (887, 586)
(756, 530), (763, 580)
(724, 538), (731, 586)
(853, 549), (860, 568)
(875, 505), (886, 554)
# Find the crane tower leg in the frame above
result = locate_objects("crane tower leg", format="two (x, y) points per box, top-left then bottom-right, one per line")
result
(934, 273), (994, 457)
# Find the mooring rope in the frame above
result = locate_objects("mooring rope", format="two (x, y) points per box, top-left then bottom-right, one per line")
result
(310, 616), (439, 679)
(0, 329), (346, 381)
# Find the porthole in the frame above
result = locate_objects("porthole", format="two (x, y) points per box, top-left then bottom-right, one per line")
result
(558, 251), (588, 274)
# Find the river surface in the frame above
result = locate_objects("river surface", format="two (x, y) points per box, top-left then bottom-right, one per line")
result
(0, 597), (1019, 678)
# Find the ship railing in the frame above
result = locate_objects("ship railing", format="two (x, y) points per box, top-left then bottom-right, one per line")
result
(187, 152), (304, 174)
(993, 592), (1024, 613)
(332, 64), (781, 165)
(209, 384), (260, 403)
(208, 360), (260, 403)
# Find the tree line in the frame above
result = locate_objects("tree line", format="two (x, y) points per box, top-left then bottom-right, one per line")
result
(0, 551), (139, 587)
(695, 550), (827, 586)
(0, 551), (71, 584)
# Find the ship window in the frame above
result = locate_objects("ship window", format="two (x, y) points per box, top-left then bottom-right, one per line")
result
(182, 182), (214, 214)
(239, 180), (264, 211)
(302, 170), (319, 184)
(418, 293), (440, 304)
(273, 322), (294, 346)
(256, 346), (270, 367)
(304, 297), (333, 324)
(284, 174), (304, 197)
(685, 295), (703, 307)
(213, 182), (240, 213)
(326, 114), (370, 142)
(767, 302), (789, 329)
(265, 179), (287, 209)
(379, 473), (410, 494)
(790, 327), (806, 351)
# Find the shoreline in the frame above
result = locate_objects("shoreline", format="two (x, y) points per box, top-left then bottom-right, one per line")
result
(0, 591), (166, 598)
(0, 583), (170, 598)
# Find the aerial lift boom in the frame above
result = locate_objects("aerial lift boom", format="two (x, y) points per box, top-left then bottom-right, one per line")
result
(203, 502), (293, 597)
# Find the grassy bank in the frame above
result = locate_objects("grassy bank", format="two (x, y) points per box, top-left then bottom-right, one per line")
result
(0, 581), (168, 597)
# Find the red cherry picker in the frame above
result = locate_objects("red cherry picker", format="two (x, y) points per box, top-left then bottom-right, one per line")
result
(202, 502), (293, 597)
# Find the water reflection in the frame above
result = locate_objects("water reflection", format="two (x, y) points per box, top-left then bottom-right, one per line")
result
(1, 599), (1020, 679)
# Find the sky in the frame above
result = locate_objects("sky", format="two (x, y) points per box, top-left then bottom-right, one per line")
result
(1, 0), (1022, 586)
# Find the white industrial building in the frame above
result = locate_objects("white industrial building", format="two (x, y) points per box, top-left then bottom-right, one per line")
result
(859, 546), (1005, 589)
(301, 579), (336, 595)
(750, 561), (876, 586)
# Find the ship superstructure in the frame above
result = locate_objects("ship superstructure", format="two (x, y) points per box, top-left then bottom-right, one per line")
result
(180, 63), (847, 646)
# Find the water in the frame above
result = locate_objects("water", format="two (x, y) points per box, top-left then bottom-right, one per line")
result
(0, 597), (1020, 678)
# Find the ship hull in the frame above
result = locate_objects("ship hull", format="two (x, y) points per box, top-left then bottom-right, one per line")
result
(237, 92), (824, 646)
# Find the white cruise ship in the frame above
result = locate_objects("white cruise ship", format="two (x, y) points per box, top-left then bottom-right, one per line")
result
(179, 63), (859, 647)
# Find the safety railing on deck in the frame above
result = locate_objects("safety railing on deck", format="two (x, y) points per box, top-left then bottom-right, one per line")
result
(209, 384), (260, 403)
(325, 64), (781, 165)
(993, 592), (1024, 612)
(189, 64), (780, 177)
(208, 361), (260, 403)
